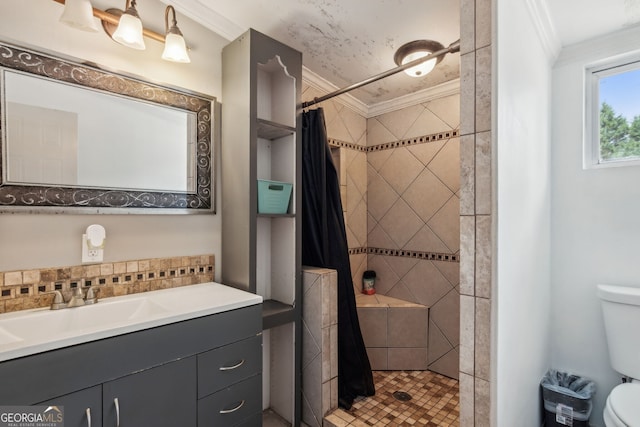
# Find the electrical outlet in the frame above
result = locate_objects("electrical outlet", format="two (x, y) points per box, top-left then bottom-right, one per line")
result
(82, 234), (104, 263)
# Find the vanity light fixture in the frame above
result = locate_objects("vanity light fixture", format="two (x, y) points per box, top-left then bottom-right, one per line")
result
(161, 6), (190, 63)
(394, 40), (445, 77)
(110, 0), (146, 50)
(59, 0), (100, 32)
(54, 0), (191, 63)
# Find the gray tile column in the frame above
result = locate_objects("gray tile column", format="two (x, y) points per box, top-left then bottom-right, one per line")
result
(459, 0), (493, 425)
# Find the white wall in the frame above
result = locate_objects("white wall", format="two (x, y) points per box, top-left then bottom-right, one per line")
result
(494, 0), (553, 425)
(0, 1), (228, 277)
(550, 25), (640, 427)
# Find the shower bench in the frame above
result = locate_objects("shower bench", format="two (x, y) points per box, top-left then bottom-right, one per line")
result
(355, 293), (428, 370)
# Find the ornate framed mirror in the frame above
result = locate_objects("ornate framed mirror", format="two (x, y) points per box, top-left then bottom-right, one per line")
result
(0, 42), (215, 213)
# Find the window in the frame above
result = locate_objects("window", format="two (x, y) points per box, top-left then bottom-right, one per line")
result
(586, 57), (640, 168)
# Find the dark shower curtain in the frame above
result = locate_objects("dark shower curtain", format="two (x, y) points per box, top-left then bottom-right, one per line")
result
(301, 108), (375, 409)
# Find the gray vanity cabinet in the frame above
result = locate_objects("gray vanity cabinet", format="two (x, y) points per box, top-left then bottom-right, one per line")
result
(102, 357), (197, 427)
(39, 386), (102, 427)
(197, 335), (263, 426)
(198, 374), (262, 426)
(41, 357), (197, 427)
(2, 304), (262, 427)
(41, 359), (198, 427)
(197, 335), (262, 397)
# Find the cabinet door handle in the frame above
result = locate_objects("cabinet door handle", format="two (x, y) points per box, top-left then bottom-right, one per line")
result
(85, 408), (91, 427)
(219, 400), (245, 414)
(114, 397), (120, 427)
(219, 359), (245, 371)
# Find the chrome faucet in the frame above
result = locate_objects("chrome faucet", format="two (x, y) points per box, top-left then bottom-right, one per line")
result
(85, 287), (98, 305)
(67, 288), (85, 308)
(47, 290), (67, 310)
(46, 287), (99, 310)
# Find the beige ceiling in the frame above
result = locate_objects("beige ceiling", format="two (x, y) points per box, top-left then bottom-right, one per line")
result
(165, 0), (640, 108)
(170, 0), (461, 107)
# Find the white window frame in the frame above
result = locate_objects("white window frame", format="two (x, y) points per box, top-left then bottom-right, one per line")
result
(585, 55), (640, 169)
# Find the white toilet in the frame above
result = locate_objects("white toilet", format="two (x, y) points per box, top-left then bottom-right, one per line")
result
(597, 284), (640, 427)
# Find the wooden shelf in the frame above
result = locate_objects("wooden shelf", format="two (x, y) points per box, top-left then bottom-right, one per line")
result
(257, 118), (295, 140)
(262, 299), (296, 330)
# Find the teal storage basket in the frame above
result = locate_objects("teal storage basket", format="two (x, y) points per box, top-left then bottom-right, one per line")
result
(258, 180), (293, 214)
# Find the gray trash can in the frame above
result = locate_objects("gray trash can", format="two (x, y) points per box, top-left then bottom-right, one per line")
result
(541, 370), (596, 427)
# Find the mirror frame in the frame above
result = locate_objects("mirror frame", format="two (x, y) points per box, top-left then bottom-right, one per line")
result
(0, 41), (215, 214)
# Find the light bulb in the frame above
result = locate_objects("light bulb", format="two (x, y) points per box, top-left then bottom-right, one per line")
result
(402, 51), (437, 77)
(59, 0), (100, 32)
(112, 6), (145, 50)
(162, 32), (190, 63)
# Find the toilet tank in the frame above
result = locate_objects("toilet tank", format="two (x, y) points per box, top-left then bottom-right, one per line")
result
(597, 284), (640, 380)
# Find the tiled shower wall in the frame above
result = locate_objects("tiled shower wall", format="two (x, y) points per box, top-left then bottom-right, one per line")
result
(302, 84), (460, 380)
(366, 97), (460, 379)
(459, 0), (493, 425)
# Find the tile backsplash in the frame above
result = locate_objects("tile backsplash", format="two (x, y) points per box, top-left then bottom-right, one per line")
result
(0, 255), (215, 314)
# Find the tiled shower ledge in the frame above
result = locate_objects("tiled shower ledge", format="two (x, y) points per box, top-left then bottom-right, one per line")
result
(355, 293), (427, 308)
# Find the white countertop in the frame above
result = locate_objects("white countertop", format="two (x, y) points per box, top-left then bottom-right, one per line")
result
(0, 282), (262, 362)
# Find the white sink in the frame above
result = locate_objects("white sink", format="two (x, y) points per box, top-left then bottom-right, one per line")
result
(0, 298), (169, 342)
(0, 282), (262, 362)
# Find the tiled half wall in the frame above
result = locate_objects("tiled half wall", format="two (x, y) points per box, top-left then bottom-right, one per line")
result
(0, 255), (215, 314)
(301, 267), (338, 427)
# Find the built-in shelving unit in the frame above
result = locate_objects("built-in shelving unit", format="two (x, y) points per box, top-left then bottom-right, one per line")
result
(257, 118), (296, 140)
(221, 28), (302, 426)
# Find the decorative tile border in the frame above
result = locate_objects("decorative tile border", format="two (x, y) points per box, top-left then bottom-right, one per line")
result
(0, 255), (215, 314)
(327, 138), (367, 152)
(369, 130), (459, 152)
(348, 247), (368, 255)
(348, 247), (459, 263)
(328, 129), (459, 153)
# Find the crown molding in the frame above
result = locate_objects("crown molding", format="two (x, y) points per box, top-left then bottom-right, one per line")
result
(367, 79), (460, 117)
(163, 0), (244, 41)
(302, 67), (460, 118)
(301, 66), (370, 116)
(554, 23), (640, 67)
(524, 0), (561, 62)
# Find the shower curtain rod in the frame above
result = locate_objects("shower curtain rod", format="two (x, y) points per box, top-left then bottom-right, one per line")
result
(301, 39), (461, 109)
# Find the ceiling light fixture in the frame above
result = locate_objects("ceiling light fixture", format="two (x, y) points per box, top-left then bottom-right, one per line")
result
(394, 40), (445, 77)
(301, 39), (460, 109)
(54, 0), (191, 63)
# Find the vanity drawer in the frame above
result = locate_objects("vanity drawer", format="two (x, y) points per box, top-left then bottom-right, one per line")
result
(198, 334), (261, 398)
(197, 374), (261, 426)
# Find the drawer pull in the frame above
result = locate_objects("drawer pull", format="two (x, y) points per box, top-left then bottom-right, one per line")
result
(85, 408), (91, 427)
(219, 359), (245, 371)
(219, 400), (245, 414)
(114, 397), (120, 427)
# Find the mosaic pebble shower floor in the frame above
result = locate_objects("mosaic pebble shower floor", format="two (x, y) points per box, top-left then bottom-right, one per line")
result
(324, 370), (459, 427)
